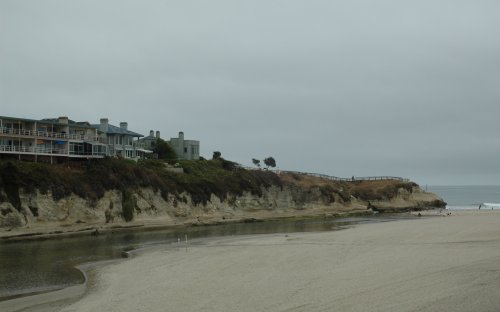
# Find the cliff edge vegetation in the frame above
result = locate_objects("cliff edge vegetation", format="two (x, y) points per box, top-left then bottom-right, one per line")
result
(0, 158), (445, 238)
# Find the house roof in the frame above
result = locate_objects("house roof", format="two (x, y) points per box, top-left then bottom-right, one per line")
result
(137, 134), (156, 142)
(1, 115), (143, 136)
(91, 123), (143, 137)
(0, 115), (45, 124)
(42, 118), (95, 129)
(0, 115), (96, 129)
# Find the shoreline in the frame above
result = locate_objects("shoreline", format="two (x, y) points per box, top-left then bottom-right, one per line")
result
(0, 210), (431, 310)
(57, 210), (500, 312)
(0, 211), (381, 304)
(0, 262), (89, 312)
(0, 209), (380, 242)
(0, 255), (136, 312)
(4, 210), (498, 312)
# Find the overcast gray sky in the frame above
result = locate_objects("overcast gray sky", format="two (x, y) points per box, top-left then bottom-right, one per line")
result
(1, 0), (499, 185)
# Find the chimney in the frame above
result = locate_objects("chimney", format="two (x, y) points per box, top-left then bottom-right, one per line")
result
(120, 122), (128, 130)
(100, 118), (109, 132)
(179, 131), (184, 140)
(156, 131), (160, 139)
(58, 116), (69, 124)
(149, 130), (154, 137)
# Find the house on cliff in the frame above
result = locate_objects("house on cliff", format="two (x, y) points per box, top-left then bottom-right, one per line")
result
(137, 130), (200, 161)
(0, 115), (106, 163)
(0, 115), (148, 162)
(91, 118), (149, 159)
(169, 132), (200, 160)
(136, 130), (161, 151)
(0, 115), (196, 162)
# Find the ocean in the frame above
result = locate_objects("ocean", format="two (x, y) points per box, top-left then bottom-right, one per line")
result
(427, 185), (500, 210)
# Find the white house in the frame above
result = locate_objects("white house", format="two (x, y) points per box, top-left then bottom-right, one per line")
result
(91, 118), (147, 159)
(169, 131), (200, 160)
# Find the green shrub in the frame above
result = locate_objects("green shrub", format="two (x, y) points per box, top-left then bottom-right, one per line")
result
(0, 158), (283, 209)
(121, 189), (136, 222)
(0, 162), (22, 211)
(319, 185), (336, 204)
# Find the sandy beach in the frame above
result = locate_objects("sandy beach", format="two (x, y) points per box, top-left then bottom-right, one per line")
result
(5, 210), (500, 312)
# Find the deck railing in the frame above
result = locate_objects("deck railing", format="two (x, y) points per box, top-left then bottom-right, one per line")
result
(0, 127), (99, 142)
(243, 167), (408, 182)
(0, 145), (105, 157)
(283, 171), (408, 182)
(281, 171), (409, 182)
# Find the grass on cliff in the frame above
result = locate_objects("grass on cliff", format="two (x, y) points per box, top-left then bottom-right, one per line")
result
(0, 158), (283, 212)
(279, 173), (418, 203)
(0, 158), (423, 222)
(348, 180), (418, 201)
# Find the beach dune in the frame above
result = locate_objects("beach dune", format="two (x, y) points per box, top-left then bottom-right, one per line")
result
(31, 211), (500, 311)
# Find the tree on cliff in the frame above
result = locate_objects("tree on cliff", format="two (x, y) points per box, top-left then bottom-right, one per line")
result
(152, 138), (177, 160)
(121, 189), (136, 222)
(252, 158), (261, 168)
(263, 157), (276, 169)
(212, 151), (222, 160)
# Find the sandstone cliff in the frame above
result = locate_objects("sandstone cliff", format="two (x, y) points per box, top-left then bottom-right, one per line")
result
(0, 180), (445, 239)
(0, 159), (445, 239)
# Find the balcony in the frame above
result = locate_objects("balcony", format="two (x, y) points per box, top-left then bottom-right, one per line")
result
(0, 127), (99, 142)
(0, 145), (105, 158)
(133, 142), (146, 148)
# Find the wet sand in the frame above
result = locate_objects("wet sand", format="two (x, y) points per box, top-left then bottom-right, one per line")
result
(6, 210), (500, 312)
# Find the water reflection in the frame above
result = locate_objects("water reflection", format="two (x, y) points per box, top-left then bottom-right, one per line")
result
(0, 214), (418, 299)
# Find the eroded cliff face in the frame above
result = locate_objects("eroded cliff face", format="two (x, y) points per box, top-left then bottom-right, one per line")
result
(0, 184), (445, 235)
